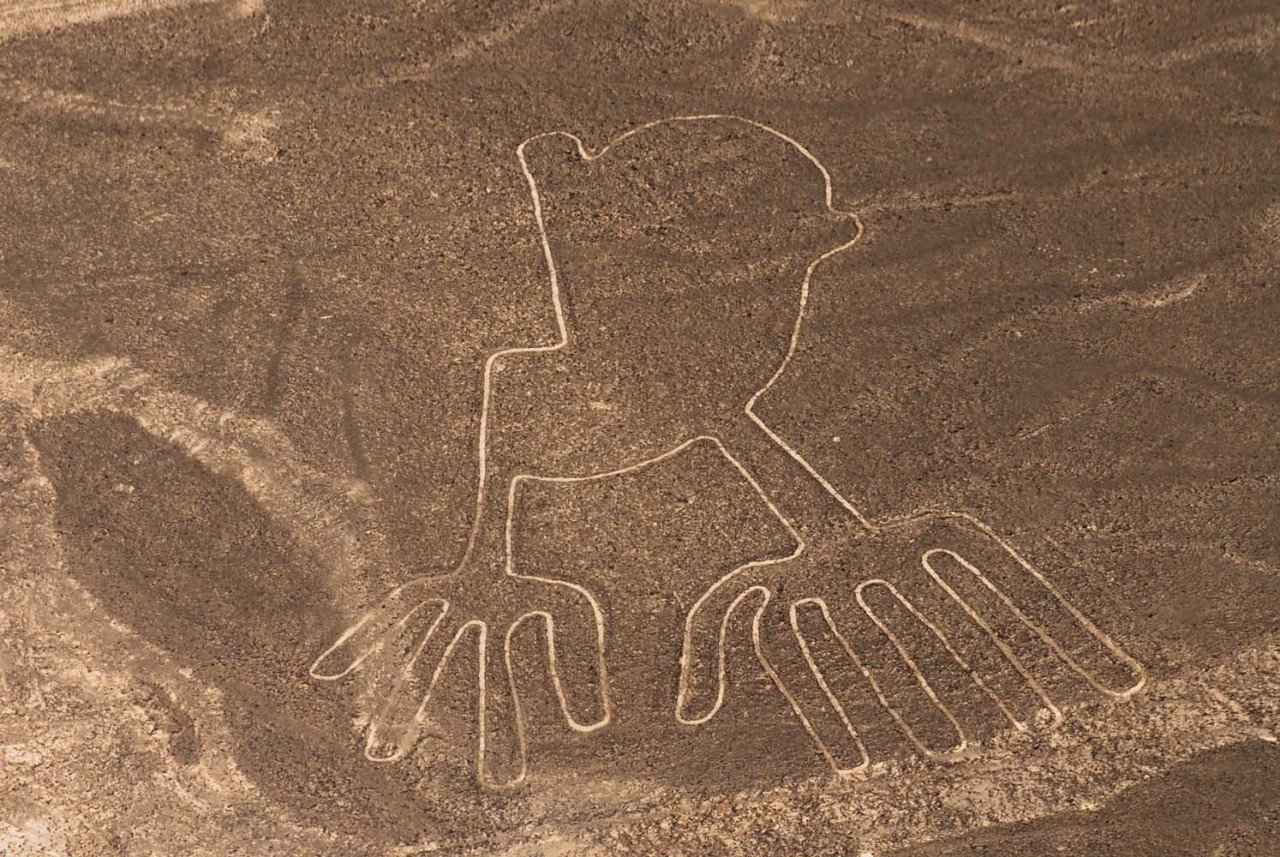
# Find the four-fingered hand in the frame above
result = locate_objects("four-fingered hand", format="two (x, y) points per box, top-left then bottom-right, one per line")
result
(309, 561), (609, 788)
(677, 510), (1146, 774)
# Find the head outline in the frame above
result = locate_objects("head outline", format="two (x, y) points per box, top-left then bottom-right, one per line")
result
(515, 114), (864, 394)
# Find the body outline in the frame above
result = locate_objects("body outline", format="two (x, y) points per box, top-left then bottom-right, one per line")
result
(310, 114), (1148, 785)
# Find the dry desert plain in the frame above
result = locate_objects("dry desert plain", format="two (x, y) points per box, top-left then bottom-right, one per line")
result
(1, 1), (1279, 854)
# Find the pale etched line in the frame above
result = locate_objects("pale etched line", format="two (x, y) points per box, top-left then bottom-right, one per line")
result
(786, 599), (875, 774)
(763, 592), (872, 776)
(364, 614), (533, 789)
(365, 598), (449, 757)
(505, 474), (611, 736)
(667, 437), (805, 725)
(1223, 548), (1280, 578)
(1015, 405), (1091, 442)
(653, 119), (1138, 765)
(853, 580), (970, 758)
(366, 609), (464, 761)
(791, 596), (941, 760)
(1122, 274), (1207, 309)
(314, 596), (446, 682)
(0, 113), (1148, 782)
(885, 511), (1147, 701)
(359, 434), (805, 785)
(862, 576), (1029, 732)
(1013, 377), (1152, 445)
(920, 539), (1147, 701)
(921, 548), (1064, 727)
(518, 111), (886, 773)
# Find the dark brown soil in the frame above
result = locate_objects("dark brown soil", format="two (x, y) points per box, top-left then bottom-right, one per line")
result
(895, 740), (1280, 856)
(1, 1), (1277, 854)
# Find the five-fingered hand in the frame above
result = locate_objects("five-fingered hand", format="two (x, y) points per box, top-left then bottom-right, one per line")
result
(677, 510), (1146, 774)
(309, 561), (610, 788)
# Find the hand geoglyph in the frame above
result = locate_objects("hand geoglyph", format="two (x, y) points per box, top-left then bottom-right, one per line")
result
(304, 115), (1147, 786)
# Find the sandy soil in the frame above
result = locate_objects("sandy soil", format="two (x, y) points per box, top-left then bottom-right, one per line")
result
(1, 1), (1278, 854)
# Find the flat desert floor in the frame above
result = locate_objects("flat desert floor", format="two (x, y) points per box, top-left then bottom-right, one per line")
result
(1, 1), (1278, 855)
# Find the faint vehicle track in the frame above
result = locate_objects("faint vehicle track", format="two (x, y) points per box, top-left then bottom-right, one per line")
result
(0, 71), (281, 159)
(0, 0), (230, 41)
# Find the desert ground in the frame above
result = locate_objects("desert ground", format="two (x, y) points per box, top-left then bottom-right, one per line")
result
(1, 1), (1278, 854)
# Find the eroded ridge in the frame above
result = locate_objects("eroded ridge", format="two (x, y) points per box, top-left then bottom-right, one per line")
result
(309, 114), (1146, 786)
(0, 347), (385, 619)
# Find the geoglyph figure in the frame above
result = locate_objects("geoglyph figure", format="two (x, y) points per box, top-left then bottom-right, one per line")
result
(298, 115), (1148, 786)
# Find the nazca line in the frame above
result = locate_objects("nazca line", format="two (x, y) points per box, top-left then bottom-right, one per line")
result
(309, 114), (1148, 783)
